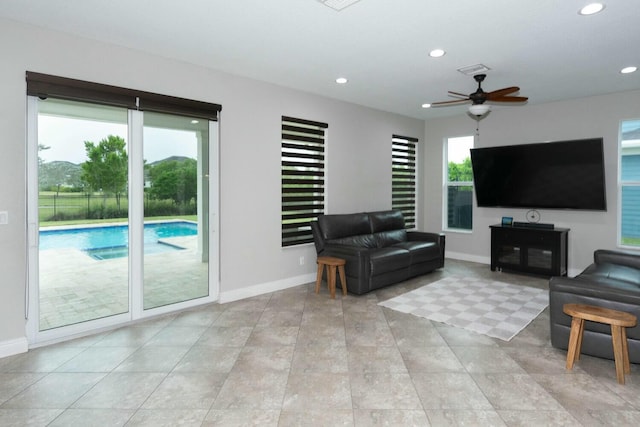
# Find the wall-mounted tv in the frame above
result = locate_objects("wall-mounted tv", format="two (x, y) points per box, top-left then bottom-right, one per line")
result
(470, 138), (606, 211)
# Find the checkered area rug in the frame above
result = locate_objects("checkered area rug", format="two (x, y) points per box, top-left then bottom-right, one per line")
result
(379, 276), (548, 341)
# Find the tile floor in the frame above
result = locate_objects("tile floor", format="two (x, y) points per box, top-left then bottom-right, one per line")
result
(2, 259), (640, 426)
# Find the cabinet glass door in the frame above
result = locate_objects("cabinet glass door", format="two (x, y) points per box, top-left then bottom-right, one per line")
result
(527, 248), (553, 270)
(497, 245), (521, 266)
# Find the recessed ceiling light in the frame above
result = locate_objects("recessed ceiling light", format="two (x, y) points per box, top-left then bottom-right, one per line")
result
(429, 49), (446, 58)
(621, 66), (637, 74)
(190, 120), (199, 124)
(579, 3), (605, 15)
(336, 77), (348, 84)
(421, 103), (431, 109)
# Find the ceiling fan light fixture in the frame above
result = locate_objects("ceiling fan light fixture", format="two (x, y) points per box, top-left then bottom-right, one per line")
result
(469, 104), (491, 116)
(579, 3), (605, 16)
(317, 0), (362, 11)
(421, 103), (431, 109)
(457, 64), (491, 76)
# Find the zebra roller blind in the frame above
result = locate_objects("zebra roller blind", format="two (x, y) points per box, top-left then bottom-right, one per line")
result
(281, 116), (328, 247)
(392, 134), (418, 229)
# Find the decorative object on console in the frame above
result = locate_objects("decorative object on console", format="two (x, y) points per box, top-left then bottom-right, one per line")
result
(501, 216), (513, 226)
(526, 209), (540, 223)
(379, 276), (548, 341)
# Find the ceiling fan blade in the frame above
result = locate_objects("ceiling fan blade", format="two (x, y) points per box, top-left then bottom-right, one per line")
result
(448, 91), (470, 98)
(486, 86), (520, 99)
(488, 96), (528, 103)
(431, 99), (471, 107)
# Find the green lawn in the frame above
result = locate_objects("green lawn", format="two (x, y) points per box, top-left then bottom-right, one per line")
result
(621, 237), (640, 247)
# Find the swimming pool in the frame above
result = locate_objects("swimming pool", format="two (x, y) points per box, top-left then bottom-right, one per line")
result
(39, 221), (198, 259)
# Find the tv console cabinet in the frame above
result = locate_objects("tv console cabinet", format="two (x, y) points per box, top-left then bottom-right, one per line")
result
(490, 224), (569, 277)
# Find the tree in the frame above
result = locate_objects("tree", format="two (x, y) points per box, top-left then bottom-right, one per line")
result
(448, 157), (473, 182)
(38, 143), (50, 167)
(81, 135), (128, 210)
(148, 159), (197, 205)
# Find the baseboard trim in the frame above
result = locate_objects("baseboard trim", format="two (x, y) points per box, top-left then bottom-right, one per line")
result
(219, 273), (316, 303)
(0, 336), (29, 359)
(446, 251), (490, 265)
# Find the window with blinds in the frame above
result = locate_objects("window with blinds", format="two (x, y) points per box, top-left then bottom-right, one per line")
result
(392, 135), (418, 229)
(281, 116), (327, 247)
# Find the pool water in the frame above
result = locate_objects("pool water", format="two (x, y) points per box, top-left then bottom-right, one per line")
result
(39, 221), (197, 259)
(84, 241), (185, 260)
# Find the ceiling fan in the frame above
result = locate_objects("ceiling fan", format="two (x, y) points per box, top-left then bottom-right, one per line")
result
(431, 74), (528, 117)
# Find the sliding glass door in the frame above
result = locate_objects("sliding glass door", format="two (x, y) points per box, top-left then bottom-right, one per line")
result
(35, 99), (130, 331)
(27, 97), (219, 343)
(142, 112), (210, 309)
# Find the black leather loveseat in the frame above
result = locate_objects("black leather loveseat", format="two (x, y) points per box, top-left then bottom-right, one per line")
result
(310, 210), (445, 295)
(549, 249), (640, 363)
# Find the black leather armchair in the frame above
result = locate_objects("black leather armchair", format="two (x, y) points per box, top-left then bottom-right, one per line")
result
(311, 210), (445, 295)
(549, 249), (640, 363)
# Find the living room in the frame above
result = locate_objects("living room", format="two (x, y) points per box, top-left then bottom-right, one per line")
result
(0, 0), (638, 354)
(1, 1), (640, 424)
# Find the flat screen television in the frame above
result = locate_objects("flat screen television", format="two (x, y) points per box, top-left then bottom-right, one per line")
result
(470, 138), (606, 210)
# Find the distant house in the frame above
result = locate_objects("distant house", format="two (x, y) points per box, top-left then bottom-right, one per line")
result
(621, 125), (640, 240)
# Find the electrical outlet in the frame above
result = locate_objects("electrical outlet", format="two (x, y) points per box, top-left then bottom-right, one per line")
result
(299, 256), (305, 266)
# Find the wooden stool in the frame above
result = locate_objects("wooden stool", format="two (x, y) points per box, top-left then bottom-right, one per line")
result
(315, 256), (347, 299)
(563, 303), (637, 384)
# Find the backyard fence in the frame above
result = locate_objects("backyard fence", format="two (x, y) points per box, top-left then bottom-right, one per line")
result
(39, 193), (197, 222)
(39, 193), (127, 222)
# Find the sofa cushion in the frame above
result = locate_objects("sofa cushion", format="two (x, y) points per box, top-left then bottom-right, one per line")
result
(375, 229), (407, 247)
(582, 262), (640, 285)
(369, 247), (411, 275)
(327, 234), (377, 248)
(369, 210), (405, 232)
(318, 213), (370, 240)
(393, 241), (439, 264)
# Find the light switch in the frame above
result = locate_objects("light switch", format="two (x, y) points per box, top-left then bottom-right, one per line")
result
(0, 211), (8, 224)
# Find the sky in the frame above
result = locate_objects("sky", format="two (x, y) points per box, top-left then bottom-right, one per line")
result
(448, 135), (474, 163)
(38, 115), (198, 164)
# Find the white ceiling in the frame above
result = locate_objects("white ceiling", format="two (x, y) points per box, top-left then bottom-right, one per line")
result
(1, 0), (639, 119)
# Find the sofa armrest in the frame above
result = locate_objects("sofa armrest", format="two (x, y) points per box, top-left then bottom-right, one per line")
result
(319, 243), (375, 292)
(406, 231), (443, 243)
(407, 231), (445, 264)
(594, 249), (640, 270)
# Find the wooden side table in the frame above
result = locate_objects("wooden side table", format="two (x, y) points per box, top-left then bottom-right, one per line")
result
(315, 256), (347, 299)
(563, 303), (637, 384)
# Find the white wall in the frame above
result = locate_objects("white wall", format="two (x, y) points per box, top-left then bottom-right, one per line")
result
(423, 89), (640, 274)
(0, 18), (424, 355)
